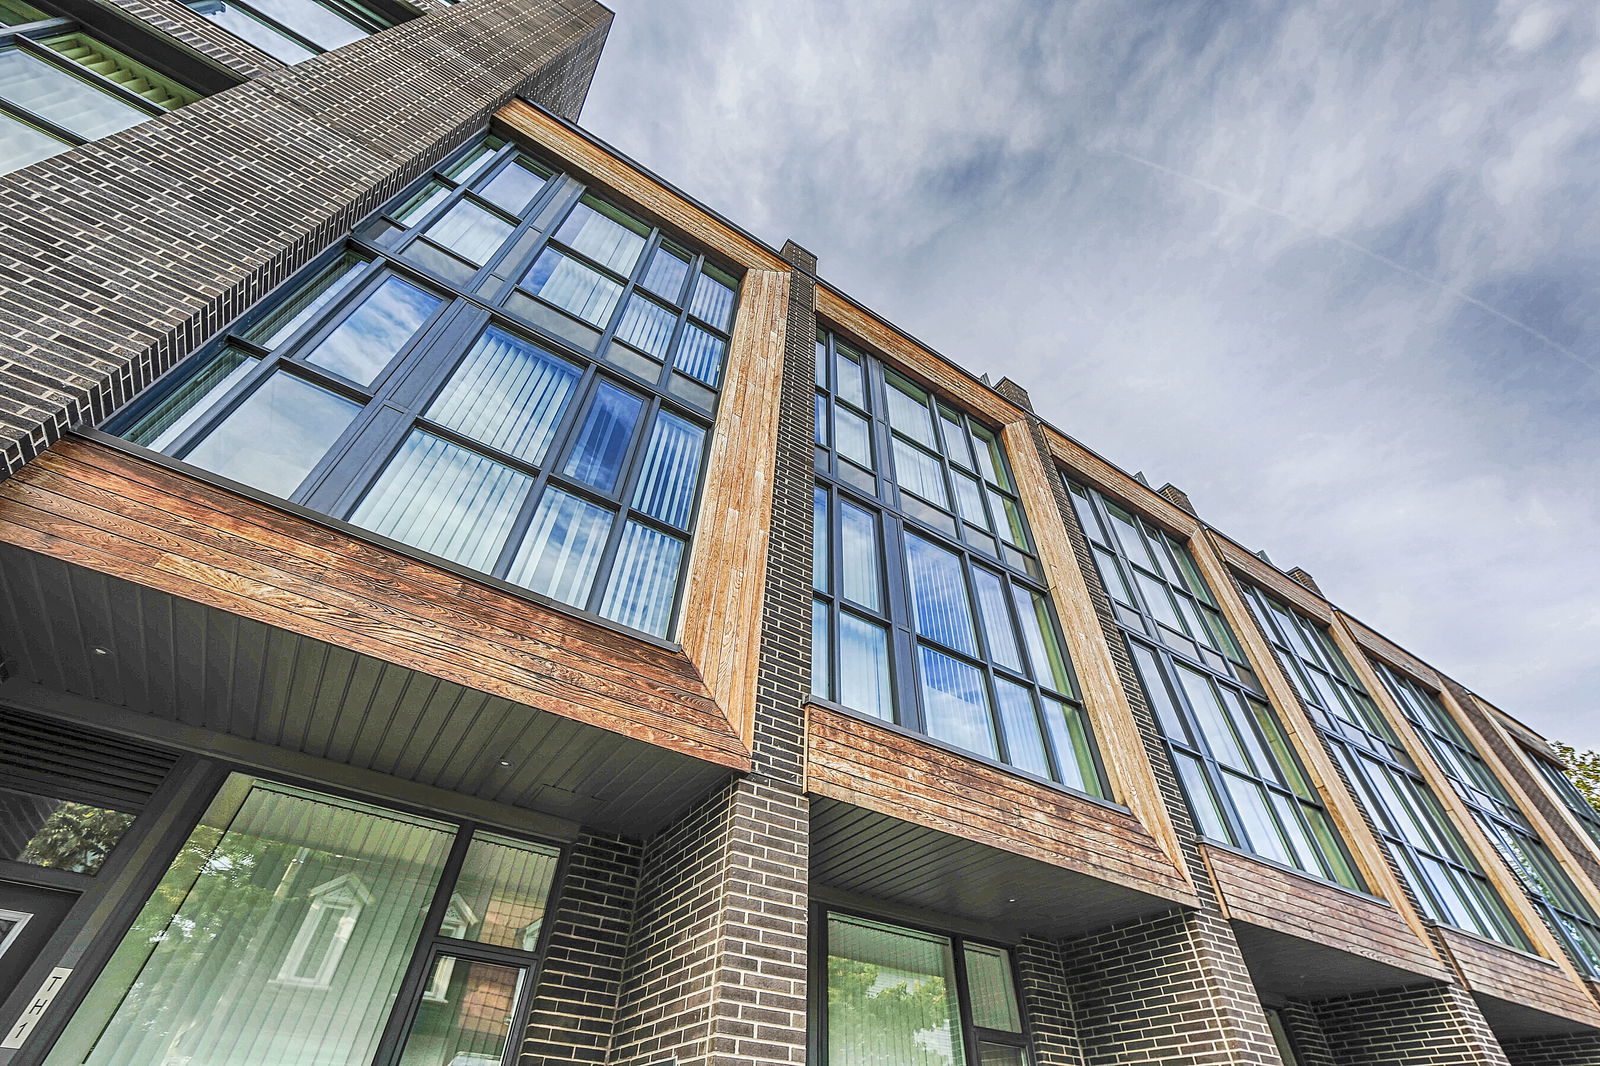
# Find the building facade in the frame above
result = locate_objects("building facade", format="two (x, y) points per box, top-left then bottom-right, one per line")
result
(1, 2), (1599, 1064)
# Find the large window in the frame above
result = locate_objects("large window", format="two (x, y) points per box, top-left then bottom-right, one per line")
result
(1377, 662), (1600, 974)
(0, 1), (199, 174)
(1527, 749), (1600, 853)
(184, 0), (404, 65)
(822, 912), (1029, 1066)
(809, 330), (1107, 796)
(108, 134), (739, 640)
(45, 774), (560, 1066)
(1067, 481), (1359, 887)
(1242, 585), (1528, 947)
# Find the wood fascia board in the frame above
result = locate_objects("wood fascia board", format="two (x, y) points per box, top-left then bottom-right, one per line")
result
(1340, 614), (1445, 691)
(1187, 532), (1438, 950)
(1326, 612), (1584, 982)
(1209, 531), (1334, 624)
(678, 268), (788, 749)
(1001, 418), (1192, 883)
(493, 100), (785, 272)
(813, 287), (1027, 429)
(1042, 427), (1201, 538)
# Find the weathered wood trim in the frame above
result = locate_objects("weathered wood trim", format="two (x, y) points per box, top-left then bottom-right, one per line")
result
(1200, 844), (1451, 981)
(1042, 425), (1202, 538)
(814, 288), (1027, 430)
(679, 269), (788, 748)
(493, 99), (786, 271)
(0, 440), (750, 771)
(1339, 613), (1445, 691)
(805, 703), (1198, 904)
(1438, 926), (1600, 1027)
(1001, 419), (1191, 882)
(1327, 612), (1589, 988)
(1210, 531), (1335, 624)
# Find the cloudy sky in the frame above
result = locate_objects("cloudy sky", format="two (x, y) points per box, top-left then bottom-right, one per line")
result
(581, 1), (1600, 747)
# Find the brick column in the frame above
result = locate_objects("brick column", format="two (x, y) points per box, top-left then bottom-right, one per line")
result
(606, 241), (818, 1066)
(1014, 936), (1083, 1066)
(1306, 984), (1509, 1066)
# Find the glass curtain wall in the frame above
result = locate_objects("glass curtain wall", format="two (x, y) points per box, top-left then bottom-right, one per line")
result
(810, 329), (1107, 796)
(823, 912), (1029, 1066)
(1066, 481), (1359, 887)
(1376, 662), (1600, 975)
(45, 775), (560, 1066)
(1241, 585), (1529, 948)
(108, 133), (738, 640)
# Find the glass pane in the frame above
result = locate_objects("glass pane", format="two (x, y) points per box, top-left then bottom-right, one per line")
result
(1224, 773), (1293, 866)
(49, 777), (452, 1066)
(839, 500), (880, 610)
(970, 424), (1011, 489)
(839, 613), (893, 720)
(393, 180), (450, 226)
(674, 323), (725, 387)
(1042, 695), (1095, 793)
(443, 136), (502, 181)
(0, 49), (149, 139)
(1130, 644), (1188, 740)
(245, 252), (369, 349)
(427, 326), (581, 465)
(978, 1045), (1026, 1066)
(993, 680), (1049, 779)
(1174, 752), (1231, 841)
(1012, 587), (1072, 694)
(1175, 664), (1249, 772)
(893, 438), (950, 508)
(939, 408), (976, 469)
(422, 200), (512, 265)
(505, 487), (613, 607)
(445, 833), (559, 949)
(835, 407), (873, 468)
(687, 266), (736, 330)
(904, 533), (977, 656)
(477, 157), (546, 215)
(826, 914), (966, 1066)
(184, 371), (360, 498)
(0, 786), (134, 874)
(631, 410), (706, 528)
(640, 244), (690, 302)
(248, 0), (368, 49)
(971, 568), (1022, 672)
(0, 110), (66, 173)
(194, 1), (316, 63)
(562, 382), (644, 492)
(989, 489), (1027, 548)
(835, 346), (866, 408)
(964, 944), (1021, 1031)
(395, 957), (523, 1066)
(598, 521), (683, 637)
(952, 470), (991, 529)
(302, 275), (440, 385)
(350, 431), (531, 573)
(614, 294), (676, 359)
(919, 646), (997, 760)
(522, 248), (623, 327)
(812, 598), (831, 699)
(813, 486), (830, 591)
(554, 196), (646, 274)
(124, 347), (261, 452)
(885, 374), (936, 448)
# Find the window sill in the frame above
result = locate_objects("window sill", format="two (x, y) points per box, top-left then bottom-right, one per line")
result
(803, 696), (1133, 817)
(73, 427), (686, 655)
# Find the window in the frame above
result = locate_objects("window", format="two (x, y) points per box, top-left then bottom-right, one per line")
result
(810, 329), (1107, 796)
(45, 775), (560, 1066)
(184, 0), (402, 65)
(108, 134), (739, 640)
(822, 912), (1029, 1066)
(0, 787), (135, 875)
(1241, 584), (1528, 947)
(1377, 662), (1600, 975)
(1528, 750), (1600, 853)
(0, 3), (199, 175)
(1068, 481), (1359, 887)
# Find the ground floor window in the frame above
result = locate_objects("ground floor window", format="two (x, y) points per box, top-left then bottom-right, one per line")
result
(822, 911), (1029, 1066)
(43, 774), (560, 1066)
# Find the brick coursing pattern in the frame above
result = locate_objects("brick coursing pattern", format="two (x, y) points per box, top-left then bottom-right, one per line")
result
(1275, 1000), (1338, 1066)
(103, 0), (284, 79)
(1501, 1032), (1600, 1066)
(1306, 983), (1510, 1066)
(0, 0), (611, 477)
(520, 832), (641, 1065)
(1014, 935), (1083, 1066)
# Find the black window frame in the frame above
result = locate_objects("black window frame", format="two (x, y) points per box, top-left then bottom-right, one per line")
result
(103, 133), (741, 643)
(809, 327), (1110, 799)
(182, 0), (413, 65)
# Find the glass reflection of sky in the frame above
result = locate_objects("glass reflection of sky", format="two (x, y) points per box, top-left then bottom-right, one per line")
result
(185, 372), (358, 498)
(506, 488), (611, 606)
(305, 276), (439, 385)
(563, 383), (642, 491)
(919, 645), (996, 760)
(904, 533), (976, 655)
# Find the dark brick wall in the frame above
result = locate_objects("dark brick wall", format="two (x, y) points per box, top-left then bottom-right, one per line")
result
(1307, 984), (1509, 1066)
(0, 0), (611, 476)
(103, 0), (285, 78)
(1502, 1032), (1600, 1065)
(521, 832), (641, 1065)
(1015, 935), (1083, 1066)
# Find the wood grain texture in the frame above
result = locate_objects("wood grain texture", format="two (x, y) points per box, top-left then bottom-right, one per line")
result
(493, 100), (785, 271)
(805, 704), (1197, 903)
(1439, 926), (1600, 1026)
(1042, 425), (1201, 538)
(0, 440), (749, 770)
(1201, 844), (1450, 981)
(678, 269), (788, 748)
(1209, 531), (1335, 624)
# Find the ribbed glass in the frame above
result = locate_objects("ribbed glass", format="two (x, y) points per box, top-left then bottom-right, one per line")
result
(614, 294), (676, 359)
(630, 411), (705, 529)
(904, 533), (977, 656)
(599, 522), (684, 637)
(505, 487), (613, 607)
(673, 323), (724, 386)
(426, 327), (580, 464)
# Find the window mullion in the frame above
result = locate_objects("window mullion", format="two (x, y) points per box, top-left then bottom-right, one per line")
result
(0, 91), (83, 146)
(10, 32), (165, 116)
